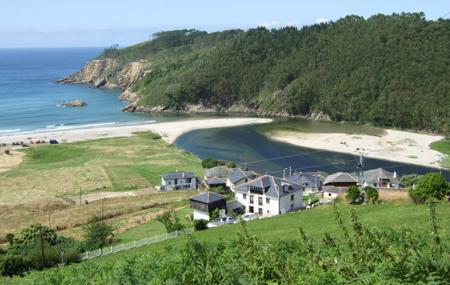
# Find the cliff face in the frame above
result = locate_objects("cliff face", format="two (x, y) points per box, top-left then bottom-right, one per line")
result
(58, 59), (148, 107)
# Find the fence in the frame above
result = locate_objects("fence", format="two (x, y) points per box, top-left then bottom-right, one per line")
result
(78, 228), (194, 261)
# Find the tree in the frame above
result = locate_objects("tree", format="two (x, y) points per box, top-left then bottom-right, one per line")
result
(346, 186), (361, 204)
(12, 224), (57, 248)
(409, 173), (449, 203)
(5, 233), (14, 246)
(83, 216), (114, 250)
(364, 186), (379, 204)
(401, 174), (422, 187)
(201, 157), (225, 169)
(227, 161), (237, 168)
(209, 208), (220, 220)
(193, 219), (208, 231)
(156, 210), (185, 233)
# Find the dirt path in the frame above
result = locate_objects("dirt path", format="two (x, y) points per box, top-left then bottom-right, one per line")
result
(0, 149), (24, 173)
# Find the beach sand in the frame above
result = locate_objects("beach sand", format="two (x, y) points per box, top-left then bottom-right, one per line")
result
(0, 118), (272, 146)
(271, 129), (445, 169)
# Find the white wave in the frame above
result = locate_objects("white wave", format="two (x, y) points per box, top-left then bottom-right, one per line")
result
(0, 129), (22, 134)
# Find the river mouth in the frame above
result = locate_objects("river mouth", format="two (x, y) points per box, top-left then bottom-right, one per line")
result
(175, 120), (449, 179)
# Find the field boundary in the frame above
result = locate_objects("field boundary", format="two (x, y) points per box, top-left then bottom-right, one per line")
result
(78, 228), (194, 261)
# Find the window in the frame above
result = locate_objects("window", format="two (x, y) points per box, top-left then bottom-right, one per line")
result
(249, 206), (254, 213)
(243, 194), (247, 199)
(290, 194), (294, 201)
(258, 197), (263, 206)
(290, 204), (294, 210)
(174, 179), (178, 185)
(328, 193), (332, 196)
(250, 195), (254, 204)
(266, 198), (270, 204)
(168, 181), (172, 185)
(266, 210), (270, 214)
(186, 178), (191, 183)
(258, 208), (263, 215)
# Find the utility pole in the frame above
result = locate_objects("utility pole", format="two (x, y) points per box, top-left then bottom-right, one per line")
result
(47, 210), (51, 228)
(357, 153), (365, 204)
(101, 199), (104, 219)
(39, 225), (46, 269)
(289, 166), (292, 177)
(79, 187), (82, 206)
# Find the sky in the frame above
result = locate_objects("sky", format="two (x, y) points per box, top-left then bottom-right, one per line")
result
(1, 0), (449, 48)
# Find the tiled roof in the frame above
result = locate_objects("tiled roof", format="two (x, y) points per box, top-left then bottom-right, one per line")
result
(162, 171), (196, 180)
(205, 177), (226, 186)
(227, 168), (259, 184)
(235, 175), (303, 198)
(190, 192), (226, 204)
(323, 172), (358, 185)
(285, 172), (323, 188)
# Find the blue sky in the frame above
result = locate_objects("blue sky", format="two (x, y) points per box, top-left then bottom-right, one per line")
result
(1, 0), (448, 48)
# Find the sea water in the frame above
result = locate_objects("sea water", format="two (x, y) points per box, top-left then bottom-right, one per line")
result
(0, 48), (152, 134)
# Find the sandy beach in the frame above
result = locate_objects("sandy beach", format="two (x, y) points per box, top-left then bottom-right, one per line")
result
(0, 117), (272, 145)
(271, 129), (445, 169)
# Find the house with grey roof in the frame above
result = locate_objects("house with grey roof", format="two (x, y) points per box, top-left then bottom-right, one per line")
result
(204, 166), (231, 180)
(190, 192), (227, 220)
(285, 172), (325, 194)
(226, 168), (259, 192)
(159, 171), (200, 191)
(360, 168), (400, 189)
(323, 172), (358, 187)
(235, 175), (304, 217)
(205, 177), (227, 189)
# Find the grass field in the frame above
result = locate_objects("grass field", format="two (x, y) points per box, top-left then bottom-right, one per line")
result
(0, 132), (203, 239)
(431, 138), (450, 168)
(7, 201), (449, 283)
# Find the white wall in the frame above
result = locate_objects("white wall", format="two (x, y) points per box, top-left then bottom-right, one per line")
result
(236, 190), (303, 217)
(193, 209), (210, 221)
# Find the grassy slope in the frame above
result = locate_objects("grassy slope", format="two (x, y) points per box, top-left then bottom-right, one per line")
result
(431, 139), (450, 168)
(0, 132), (203, 238)
(8, 201), (450, 283)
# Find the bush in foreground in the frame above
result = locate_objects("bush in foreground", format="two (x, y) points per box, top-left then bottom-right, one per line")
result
(409, 173), (449, 203)
(8, 204), (449, 284)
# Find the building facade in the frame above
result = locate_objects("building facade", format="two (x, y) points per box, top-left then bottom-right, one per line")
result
(160, 171), (200, 190)
(235, 175), (304, 217)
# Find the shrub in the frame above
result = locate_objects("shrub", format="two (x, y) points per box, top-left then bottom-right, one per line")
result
(401, 173), (422, 187)
(5, 233), (14, 246)
(0, 254), (31, 277)
(13, 224), (58, 248)
(346, 186), (361, 204)
(209, 208), (220, 220)
(83, 216), (114, 250)
(156, 210), (185, 233)
(409, 173), (449, 203)
(193, 219), (208, 231)
(364, 186), (379, 204)
(201, 157), (226, 169)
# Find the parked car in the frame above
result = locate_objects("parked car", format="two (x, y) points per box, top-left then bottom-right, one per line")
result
(49, 139), (59, 144)
(241, 213), (258, 221)
(207, 216), (237, 228)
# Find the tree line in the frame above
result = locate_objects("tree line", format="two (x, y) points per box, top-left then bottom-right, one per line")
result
(101, 13), (450, 133)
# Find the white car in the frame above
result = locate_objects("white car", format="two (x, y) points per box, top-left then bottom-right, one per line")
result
(241, 213), (258, 221)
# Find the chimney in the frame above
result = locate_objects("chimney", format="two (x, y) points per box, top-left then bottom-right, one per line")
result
(182, 172), (185, 178)
(393, 171), (397, 178)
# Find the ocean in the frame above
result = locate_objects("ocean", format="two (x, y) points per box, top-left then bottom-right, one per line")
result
(0, 48), (153, 134)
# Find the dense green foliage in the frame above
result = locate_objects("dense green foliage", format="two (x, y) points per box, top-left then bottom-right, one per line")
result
(201, 157), (226, 169)
(102, 13), (449, 132)
(346, 186), (361, 204)
(193, 219), (208, 231)
(156, 210), (186, 233)
(364, 186), (379, 204)
(401, 173), (423, 187)
(0, 225), (82, 277)
(83, 216), (114, 250)
(409, 173), (449, 203)
(6, 205), (449, 284)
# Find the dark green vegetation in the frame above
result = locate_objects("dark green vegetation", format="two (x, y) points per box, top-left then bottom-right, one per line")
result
(409, 173), (450, 203)
(100, 13), (449, 132)
(0, 225), (83, 276)
(431, 139), (450, 168)
(5, 202), (450, 284)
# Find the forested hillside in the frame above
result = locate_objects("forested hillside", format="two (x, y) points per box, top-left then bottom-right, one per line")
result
(91, 13), (450, 132)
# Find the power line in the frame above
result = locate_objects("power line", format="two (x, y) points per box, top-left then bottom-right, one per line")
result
(243, 149), (330, 165)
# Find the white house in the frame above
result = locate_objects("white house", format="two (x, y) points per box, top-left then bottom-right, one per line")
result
(235, 175), (304, 217)
(159, 171), (200, 191)
(226, 168), (259, 192)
